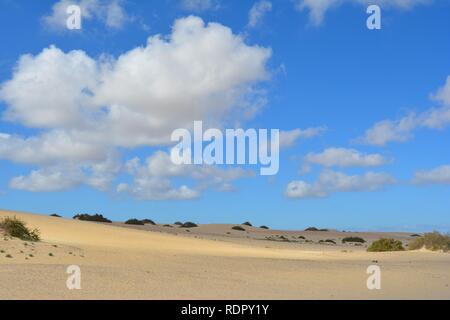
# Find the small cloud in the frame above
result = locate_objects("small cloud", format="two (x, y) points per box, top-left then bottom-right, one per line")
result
(413, 165), (450, 185)
(248, 0), (272, 28)
(304, 147), (390, 168)
(295, 0), (432, 26)
(285, 170), (396, 199)
(42, 0), (130, 31)
(357, 76), (450, 146)
(279, 126), (327, 149)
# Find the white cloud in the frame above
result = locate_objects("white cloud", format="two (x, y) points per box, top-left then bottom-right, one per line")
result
(118, 150), (254, 200)
(304, 147), (389, 167)
(181, 0), (219, 12)
(359, 76), (450, 146)
(413, 165), (450, 185)
(433, 76), (450, 106)
(0, 16), (271, 195)
(9, 168), (84, 192)
(285, 170), (396, 199)
(117, 179), (200, 201)
(279, 127), (326, 149)
(0, 131), (107, 165)
(359, 106), (450, 146)
(295, 0), (431, 26)
(42, 0), (129, 31)
(248, 1), (272, 28)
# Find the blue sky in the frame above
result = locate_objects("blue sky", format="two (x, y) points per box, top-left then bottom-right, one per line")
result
(0, 0), (449, 232)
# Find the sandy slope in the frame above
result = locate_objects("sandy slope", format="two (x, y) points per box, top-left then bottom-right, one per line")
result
(0, 209), (449, 299)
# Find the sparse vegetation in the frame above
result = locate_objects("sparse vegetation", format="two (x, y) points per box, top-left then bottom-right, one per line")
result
(174, 221), (183, 226)
(409, 232), (450, 252)
(342, 237), (366, 244)
(73, 214), (111, 223)
(232, 226), (246, 231)
(125, 218), (145, 225)
(305, 227), (329, 232)
(163, 224), (173, 228)
(319, 239), (336, 245)
(242, 222), (252, 227)
(0, 216), (40, 242)
(48, 253), (54, 257)
(298, 236), (306, 240)
(141, 219), (156, 225)
(260, 225), (269, 229)
(5, 254), (12, 258)
(180, 222), (198, 228)
(50, 214), (62, 218)
(367, 238), (405, 252)
(410, 234), (421, 237)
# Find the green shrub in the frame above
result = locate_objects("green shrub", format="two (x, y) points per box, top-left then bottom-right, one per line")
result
(0, 217), (40, 242)
(409, 232), (450, 252)
(367, 238), (405, 252)
(342, 237), (366, 244)
(125, 219), (145, 225)
(260, 225), (269, 229)
(232, 226), (245, 231)
(73, 214), (111, 223)
(298, 236), (306, 240)
(180, 222), (198, 228)
(242, 221), (252, 227)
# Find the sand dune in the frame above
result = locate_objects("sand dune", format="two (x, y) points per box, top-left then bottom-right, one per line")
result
(1, 209), (449, 299)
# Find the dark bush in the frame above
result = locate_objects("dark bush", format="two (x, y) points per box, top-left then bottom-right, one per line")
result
(298, 235), (306, 240)
(174, 221), (183, 226)
(342, 237), (366, 244)
(232, 226), (246, 231)
(260, 225), (269, 229)
(180, 222), (198, 228)
(319, 239), (336, 245)
(410, 234), (421, 237)
(0, 216), (40, 242)
(163, 224), (173, 228)
(73, 214), (111, 223)
(367, 238), (405, 252)
(50, 214), (61, 218)
(305, 227), (329, 232)
(125, 219), (145, 225)
(141, 219), (156, 225)
(242, 221), (252, 227)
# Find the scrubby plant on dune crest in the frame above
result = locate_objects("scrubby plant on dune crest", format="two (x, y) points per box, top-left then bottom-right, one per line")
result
(409, 232), (450, 252)
(0, 216), (40, 242)
(367, 238), (404, 252)
(125, 219), (145, 225)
